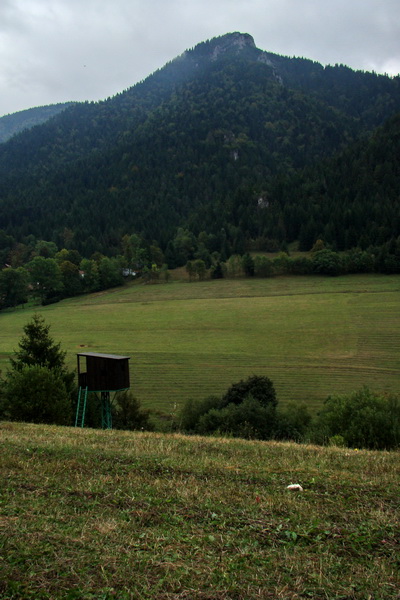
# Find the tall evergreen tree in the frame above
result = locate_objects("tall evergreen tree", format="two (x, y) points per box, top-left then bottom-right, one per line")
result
(9, 314), (74, 391)
(1, 314), (75, 425)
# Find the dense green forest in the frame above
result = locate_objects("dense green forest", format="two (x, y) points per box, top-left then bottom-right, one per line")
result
(0, 103), (74, 144)
(0, 32), (399, 263)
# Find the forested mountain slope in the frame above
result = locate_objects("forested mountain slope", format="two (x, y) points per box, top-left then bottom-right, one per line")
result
(0, 32), (399, 258)
(285, 112), (400, 251)
(0, 103), (74, 144)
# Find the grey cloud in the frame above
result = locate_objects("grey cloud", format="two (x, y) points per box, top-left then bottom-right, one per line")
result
(0, 0), (399, 117)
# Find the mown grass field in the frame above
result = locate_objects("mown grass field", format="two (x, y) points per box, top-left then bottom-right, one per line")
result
(0, 422), (399, 599)
(0, 274), (399, 418)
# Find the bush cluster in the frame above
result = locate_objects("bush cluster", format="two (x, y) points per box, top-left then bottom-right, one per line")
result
(179, 378), (400, 450)
(183, 242), (400, 285)
(179, 375), (311, 443)
(244, 244), (400, 278)
(312, 387), (400, 450)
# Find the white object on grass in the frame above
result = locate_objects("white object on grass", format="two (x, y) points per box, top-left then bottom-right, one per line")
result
(286, 484), (304, 492)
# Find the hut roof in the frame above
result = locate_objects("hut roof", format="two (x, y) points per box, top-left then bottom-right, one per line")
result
(77, 352), (130, 360)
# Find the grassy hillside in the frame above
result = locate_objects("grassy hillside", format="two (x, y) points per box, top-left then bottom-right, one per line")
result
(0, 274), (399, 417)
(0, 422), (399, 599)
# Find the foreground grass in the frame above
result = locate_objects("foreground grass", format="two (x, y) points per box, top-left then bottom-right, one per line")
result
(0, 274), (399, 417)
(1, 422), (399, 599)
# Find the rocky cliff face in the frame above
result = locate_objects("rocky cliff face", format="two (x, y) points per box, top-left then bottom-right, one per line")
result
(176, 32), (259, 67)
(210, 32), (256, 60)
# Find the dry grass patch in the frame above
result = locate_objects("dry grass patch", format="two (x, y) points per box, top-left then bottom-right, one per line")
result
(0, 422), (399, 599)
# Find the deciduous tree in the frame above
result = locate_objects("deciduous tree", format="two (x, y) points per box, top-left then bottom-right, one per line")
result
(314, 387), (400, 449)
(222, 375), (277, 409)
(27, 256), (63, 302)
(0, 267), (29, 309)
(0, 365), (71, 425)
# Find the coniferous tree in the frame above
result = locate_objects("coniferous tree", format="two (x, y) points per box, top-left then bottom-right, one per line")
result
(9, 314), (74, 391)
(1, 315), (75, 424)
(242, 253), (255, 276)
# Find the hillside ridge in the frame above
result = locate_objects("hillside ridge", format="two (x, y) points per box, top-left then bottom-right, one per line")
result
(0, 32), (399, 259)
(0, 102), (75, 143)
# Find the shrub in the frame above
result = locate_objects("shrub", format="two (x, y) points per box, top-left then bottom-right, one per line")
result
(112, 391), (153, 431)
(312, 249), (343, 276)
(180, 375), (278, 440)
(342, 248), (374, 274)
(314, 387), (400, 449)
(274, 403), (312, 442)
(254, 256), (273, 277)
(242, 253), (255, 276)
(0, 365), (72, 425)
(288, 257), (313, 275)
(197, 397), (277, 440)
(179, 395), (224, 432)
(222, 375), (277, 409)
(210, 261), (224, 279)
(272, 253), (290, 275)
(329, 434), (346, 447)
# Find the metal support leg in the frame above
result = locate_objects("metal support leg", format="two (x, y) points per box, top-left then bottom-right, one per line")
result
(101, 391), (112, 429)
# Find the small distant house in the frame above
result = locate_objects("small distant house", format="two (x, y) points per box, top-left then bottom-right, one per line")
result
(122, 268), (137, 277)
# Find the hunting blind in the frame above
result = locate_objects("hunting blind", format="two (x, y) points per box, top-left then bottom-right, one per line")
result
(75, 352), (130, 429)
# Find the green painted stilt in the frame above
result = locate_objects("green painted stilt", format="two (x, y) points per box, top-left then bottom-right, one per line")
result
(101, 391), (112, 430)
(75, 386), (88, 427)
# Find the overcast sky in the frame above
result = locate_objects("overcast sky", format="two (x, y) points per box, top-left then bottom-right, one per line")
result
(0, 0), (399, 117)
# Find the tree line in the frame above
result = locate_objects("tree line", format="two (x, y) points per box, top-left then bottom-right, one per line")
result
(0, 232), (170, 310)
(1, 230), (399, 311)
(186, 242), (400, 281)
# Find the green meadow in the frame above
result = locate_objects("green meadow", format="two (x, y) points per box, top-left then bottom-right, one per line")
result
(0, 274), (399, 417)
(1, 422), (399, 599)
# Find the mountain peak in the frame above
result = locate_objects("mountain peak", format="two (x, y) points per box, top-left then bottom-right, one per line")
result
(210, 32), (256, 58)
(185, 32), (257, 63)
